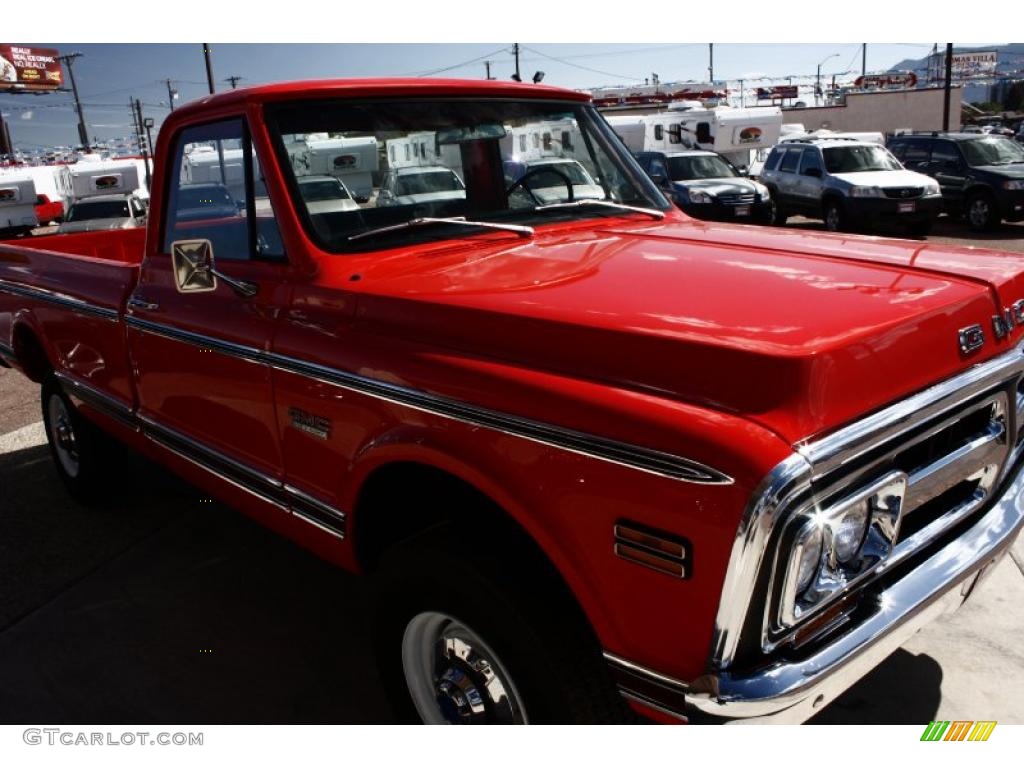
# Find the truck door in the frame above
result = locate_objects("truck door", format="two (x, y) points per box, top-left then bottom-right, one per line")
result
(930, 140), (968, 211)
(127, 116), (291, 487)
(774, 147), (802, 210)
(794, 147), (824, 212)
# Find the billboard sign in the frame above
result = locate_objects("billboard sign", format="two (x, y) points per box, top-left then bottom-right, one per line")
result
(855, 72), (918, 90)
(928, 50), (999, 81)
(756, 85), (799, 100)
(0, 45), (63, 92)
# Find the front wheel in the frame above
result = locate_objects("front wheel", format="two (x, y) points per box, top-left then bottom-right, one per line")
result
(966, 192), (999, 231)
(372, 525), (634, 724)
(823, 199), (847, 232)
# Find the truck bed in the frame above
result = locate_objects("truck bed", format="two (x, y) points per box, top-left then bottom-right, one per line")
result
(0, 228), (146, 408)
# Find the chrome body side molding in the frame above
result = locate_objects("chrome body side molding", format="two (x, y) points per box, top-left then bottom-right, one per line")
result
(123, 316), (732, 485)
(54, 369), (346, 539)
(0, 278), (119, 322)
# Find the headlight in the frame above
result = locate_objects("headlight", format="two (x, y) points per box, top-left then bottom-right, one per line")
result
(752, 183), (770, 201)
(1004, 180), (1024, 190)
(924, 182), (943, 197)
(779, 472), (907, 629)
(849, 186), (884, 198)
(792, 523), (823, 594)
(831, 500), (870, 563)
(686, 189), (713, 204)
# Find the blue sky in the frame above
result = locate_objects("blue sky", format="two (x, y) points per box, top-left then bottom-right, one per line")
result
(0, 43), (944, 149)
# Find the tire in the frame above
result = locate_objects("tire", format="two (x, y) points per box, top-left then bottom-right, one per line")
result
(371, 524), (635, 724)
(823, 199), (847, 232)
(41, 375), (113, 503)
(966, 191), (999, 231)
(767, 197), (787, 226)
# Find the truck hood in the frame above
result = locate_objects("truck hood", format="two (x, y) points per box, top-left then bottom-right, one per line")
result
(352, 218), (1024, 444)
(974, 163), (1024, 179)
(830, 169), (935, 188)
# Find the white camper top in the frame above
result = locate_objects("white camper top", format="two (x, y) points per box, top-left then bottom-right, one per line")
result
(69, 162), (142, 201)
(0, 177), (37, 207)
(0, 164), (73, 204)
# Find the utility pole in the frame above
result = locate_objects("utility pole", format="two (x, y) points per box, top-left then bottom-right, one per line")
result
(132, 98), (152, 191)
(164, 79), (178, 111)
(943, 43), (954, 131)
(709, 43), (714, 83)
(512, 43), (521, 82)
(862, 44), (867, 77)
(59, 52), (89, 148)
(225, 75), (243, 90)
(202, 43), (215, 94)
(484, 61), (493, 80)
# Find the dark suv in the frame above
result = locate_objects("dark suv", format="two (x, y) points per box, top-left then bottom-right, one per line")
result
(634, 150), (772, 223)
(888, 133), (1024, 230)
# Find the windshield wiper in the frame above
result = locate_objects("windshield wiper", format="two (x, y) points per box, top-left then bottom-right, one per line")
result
(348, 216), (534, 242)
(534, 199), (665, 220)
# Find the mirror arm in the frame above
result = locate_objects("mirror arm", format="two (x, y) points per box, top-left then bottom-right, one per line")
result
(210, 268), (259, 298)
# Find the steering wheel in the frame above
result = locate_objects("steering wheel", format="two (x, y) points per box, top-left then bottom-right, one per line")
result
(505, 166), (575, 206)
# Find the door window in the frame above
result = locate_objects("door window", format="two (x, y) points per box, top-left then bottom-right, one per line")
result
(930, 141), (962, 169)
(163, 118), (284, 261)
(778, 148), (802, 173)
(799, 149), (823, 175)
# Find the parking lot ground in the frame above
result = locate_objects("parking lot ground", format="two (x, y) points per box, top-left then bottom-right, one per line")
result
(784, 215), (1024, 254)
(1, 366), (1022, 723)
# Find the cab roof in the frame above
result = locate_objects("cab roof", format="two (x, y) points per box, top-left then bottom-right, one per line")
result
(171, 78), (590, 120)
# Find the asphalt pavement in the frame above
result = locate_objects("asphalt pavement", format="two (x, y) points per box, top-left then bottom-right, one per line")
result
(1, 366), (1022, 723)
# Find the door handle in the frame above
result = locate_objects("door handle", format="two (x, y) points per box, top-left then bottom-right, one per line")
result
(127, 296), (160, 312)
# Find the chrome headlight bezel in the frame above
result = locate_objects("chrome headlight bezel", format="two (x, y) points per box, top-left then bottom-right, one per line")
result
(777, 472), (908, 631)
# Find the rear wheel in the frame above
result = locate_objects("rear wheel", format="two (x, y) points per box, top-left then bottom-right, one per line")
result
(372, 525), (634, 724)
(41, 376), (113, 503)
(966, 192), (999, 231)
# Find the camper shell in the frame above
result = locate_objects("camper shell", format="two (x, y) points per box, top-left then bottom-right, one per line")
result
(0, 177), (40, 236)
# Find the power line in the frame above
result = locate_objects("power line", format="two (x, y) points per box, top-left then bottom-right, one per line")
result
(519, 45), (643, 82)
(408, 47), (510, 77)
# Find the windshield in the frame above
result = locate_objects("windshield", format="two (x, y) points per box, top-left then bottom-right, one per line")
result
(300, 179), (351, 202)
(269, 99), (666, 252)
(394, 170), (463, 196)
(823, 145), (902, 173)
(961, 137), (1024, 166)
(666, 154), (737, 181)
(67, 199), (130, 221)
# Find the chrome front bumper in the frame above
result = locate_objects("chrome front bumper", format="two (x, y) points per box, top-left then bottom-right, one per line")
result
(607, 457), (1024, 724)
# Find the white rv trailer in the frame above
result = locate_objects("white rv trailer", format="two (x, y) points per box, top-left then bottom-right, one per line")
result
(0, 177), (40, 236)
(385, 132), (462, 175)
(606, 105), (783, 171)
(183, 146), (247, 203)
(291, 136), (379, 201)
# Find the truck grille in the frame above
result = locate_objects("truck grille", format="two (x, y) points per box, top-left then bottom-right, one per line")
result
(718, 193), (756, 206)
(882, 187), (924, 199)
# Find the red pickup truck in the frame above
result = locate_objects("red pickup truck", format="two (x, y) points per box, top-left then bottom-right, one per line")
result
(2, 79), (1023, 725)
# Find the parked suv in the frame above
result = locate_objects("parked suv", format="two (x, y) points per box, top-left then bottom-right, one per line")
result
(761, 138), (942, 235)
(888, 132), (1024, 231)
(634, 150), (772, 223)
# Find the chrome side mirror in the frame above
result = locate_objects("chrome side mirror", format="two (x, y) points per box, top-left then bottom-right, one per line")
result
(171, 239), (258, 298)
(172, 239), (217, 294)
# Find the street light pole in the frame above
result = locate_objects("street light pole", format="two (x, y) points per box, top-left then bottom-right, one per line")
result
(59, 52), (89, 148)
(816, 53), (839, 107)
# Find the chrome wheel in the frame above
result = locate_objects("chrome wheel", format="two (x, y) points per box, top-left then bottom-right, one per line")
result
(47, 392), (80, 479)
(401, 611), (528, 724)
(968, 197), (992, 229)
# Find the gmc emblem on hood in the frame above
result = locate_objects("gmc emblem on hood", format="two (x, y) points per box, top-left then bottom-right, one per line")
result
(959, 324), (985, 355)
(961, 299), (1024, 354)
